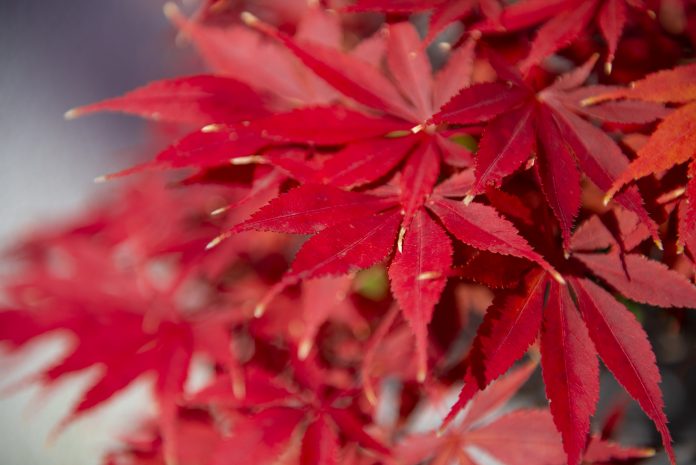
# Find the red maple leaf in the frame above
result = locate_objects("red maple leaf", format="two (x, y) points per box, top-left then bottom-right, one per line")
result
(396, 359), (651, 465)
(191, 352), (391, 464)
(588, 63), (696, 257)
(220, 179), (561, 383)
(236, 17), (479, 187)
(348, 0), (649, 74)
(475, 0), (652, 74)
(431, 54), (664, 249)
(396, 362), (565, 465)
(0, 178), (277, 462)
(165, 4), (349, 108)
(14, 3), (692, 465)
(441, 212), (696, 465)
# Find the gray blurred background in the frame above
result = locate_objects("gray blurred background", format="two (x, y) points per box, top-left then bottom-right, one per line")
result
(0, 0), (205, 243)
(0, 1), (190, 464)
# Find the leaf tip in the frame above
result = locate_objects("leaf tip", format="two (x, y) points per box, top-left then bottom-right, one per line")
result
(602, 192), (614, 207)
(416, 271), (441, 281)
(211, 205), (229, 217)
(365, 382), (378, 406)
(604, 61), (613, 75)
(397, 226), (407, 253)
(201, 123), (223, 133)
(206, 233), (229, 250)
(298, 338), (312, 360)
(253, 301), (267, 318)
(162, 2), (179, 19)
(232, 373), (246, 399)
(240, 11), (260, 26)
(230, 155), (267, 165)
(64, 108), (80, 120)
(410, 123), (424, 134)
(549, 269), (567, 285)
(417, 365), (426, 383)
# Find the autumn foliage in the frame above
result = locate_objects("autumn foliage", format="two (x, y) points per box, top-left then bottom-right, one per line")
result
(2, 1), (696, 465)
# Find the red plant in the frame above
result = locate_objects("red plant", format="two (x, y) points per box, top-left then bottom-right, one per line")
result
(2, 1), (696, 465)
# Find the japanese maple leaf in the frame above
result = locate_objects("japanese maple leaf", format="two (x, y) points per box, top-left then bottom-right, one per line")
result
(63, 76), (286, 192)
(360, 306), (419, 405)
(64, 6), (338, 177)
(475, 0), (651, 74)
(65, 74), (269, 125)
(72, 16), (477, 210)
(219, 178), (561, 382)
(582, 436), (657, 465)
(68, 5), (352, 124)
(103, 403), (308, 465)
(190, 353), (391, 465)
(103, 410), (224, 465)
(228, 272), (369, 363)
(30, 175), (285, 290)
(398, 360), (652, 465)
(241, 17), (480, 192)
(440, 213), (696, 465)
(431, 54), (664, 248)
(165, 4), (347, 108)
(294, 276), (367, 361)
(396, 362), (566, 465)
(69, 6), (392, 196)
(0, 178), (280, 462)
(0, 280), (232, 464)
(588, 63), (696, 256)
(347, 0), (503, 45)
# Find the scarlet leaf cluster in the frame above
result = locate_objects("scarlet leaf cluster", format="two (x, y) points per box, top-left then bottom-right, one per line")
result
(2, 1), (696, 465)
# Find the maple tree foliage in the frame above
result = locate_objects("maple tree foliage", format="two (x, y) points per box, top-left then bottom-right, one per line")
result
(2, 1), (696, 465)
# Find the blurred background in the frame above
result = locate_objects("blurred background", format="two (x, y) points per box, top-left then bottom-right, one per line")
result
(0, 1), (190, 464)
(0, 1), (694, 465)
(0, 0), (180, 244)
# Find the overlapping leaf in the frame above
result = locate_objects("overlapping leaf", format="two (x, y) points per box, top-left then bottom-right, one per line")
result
(227, 179), (559, 382)
(28, 4), (696, 465)
(433, 55), (661, 248)
(442, 213), (691, 464)
(587, 64), (696, 257)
